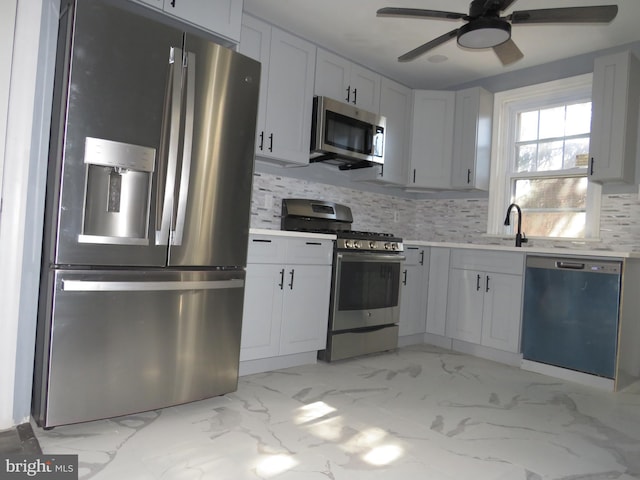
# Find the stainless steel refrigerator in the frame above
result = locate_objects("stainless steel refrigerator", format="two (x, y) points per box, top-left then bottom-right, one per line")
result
(32, 0), (260, 428)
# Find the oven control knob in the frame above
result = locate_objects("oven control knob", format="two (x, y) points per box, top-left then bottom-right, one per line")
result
(384, 242), (390, 250)
(369, 241), (376, 249)
(345, 240), (353, 248)
(354, 240), (361, 249)
(391, 243), (397, 250)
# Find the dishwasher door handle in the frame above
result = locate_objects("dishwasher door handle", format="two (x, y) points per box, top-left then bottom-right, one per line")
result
(556, 261), (585, 270)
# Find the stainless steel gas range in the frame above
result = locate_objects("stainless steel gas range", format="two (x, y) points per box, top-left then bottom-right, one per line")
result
(281, 199), (404, 361)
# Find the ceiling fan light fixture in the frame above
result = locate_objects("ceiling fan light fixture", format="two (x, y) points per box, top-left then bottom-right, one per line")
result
(457, 18), (511, 49)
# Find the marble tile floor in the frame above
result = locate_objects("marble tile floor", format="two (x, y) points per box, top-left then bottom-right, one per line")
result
(34, 344), (640, 480)
(0, 423), (42, 455)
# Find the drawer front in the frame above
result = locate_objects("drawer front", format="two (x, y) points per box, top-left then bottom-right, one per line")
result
(403, 245), (425, 266)
(450, 249), (524, 275)
(286, 238), (333, 265)
(247, 235), (287, 264)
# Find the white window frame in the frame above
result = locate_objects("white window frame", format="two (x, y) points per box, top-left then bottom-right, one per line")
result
(487, 73), (601, 239)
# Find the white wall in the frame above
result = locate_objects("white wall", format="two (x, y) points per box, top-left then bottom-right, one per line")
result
(0, 0), (58, 430)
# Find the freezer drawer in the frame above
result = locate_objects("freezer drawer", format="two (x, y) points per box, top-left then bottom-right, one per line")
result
(33, 269), (245, 428)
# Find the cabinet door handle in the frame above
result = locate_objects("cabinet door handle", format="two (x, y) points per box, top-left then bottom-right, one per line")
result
(268, 133), (274, 152)
(467, 168), (471, 184)
(278, 268), (285, 290)
(419, 250), (424, 265)
(259, 131), (264, 151)
(476, 274), (481, 291)
(170, 0), (176, 6)
(485, 275), (490, 293)
(413, 169), (416, 183)
(288, 269), (295, 289)
(352, 88), (357, 105)
(402, 269), (408, 285)
(345, 85), (351, 103)
(590, 157), (595, 176)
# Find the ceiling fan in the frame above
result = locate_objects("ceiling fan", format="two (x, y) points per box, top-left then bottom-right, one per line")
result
(377, 0), (618, 65)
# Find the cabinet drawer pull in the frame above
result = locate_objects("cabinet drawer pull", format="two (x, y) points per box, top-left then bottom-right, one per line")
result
(305, 241), (322, 245)
(278, 268), (285, 290)
(252, 239), (272, 243)
(289, 269), (295, 289)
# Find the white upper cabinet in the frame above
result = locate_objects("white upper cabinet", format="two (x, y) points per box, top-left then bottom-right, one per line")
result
(315, 48), (381, 113)
(351, 77), (412, 185)
(136, 0), (243, 42)
(589, 50), (640, 184)
(408, 90), (455, 189)
(451, 87), (493, 190)
(239, 16), (316, 166)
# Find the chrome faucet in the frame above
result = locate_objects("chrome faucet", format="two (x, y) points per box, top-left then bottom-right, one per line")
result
(504, 203), (527, 247)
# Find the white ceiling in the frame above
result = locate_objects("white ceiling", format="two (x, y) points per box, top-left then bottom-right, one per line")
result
(242, 0), (640, 89)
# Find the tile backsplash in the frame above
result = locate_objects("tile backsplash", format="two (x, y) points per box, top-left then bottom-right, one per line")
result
(250, 172), (640, 252)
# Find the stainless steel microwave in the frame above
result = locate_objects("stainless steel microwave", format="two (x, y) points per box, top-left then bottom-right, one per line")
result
(310, 96), (385, 170)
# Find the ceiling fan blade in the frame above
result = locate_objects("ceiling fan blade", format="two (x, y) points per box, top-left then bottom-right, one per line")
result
(509, 5), (618, 24)
(398, 29), (459, 62)
(493, 38), (524, 65)
(376, 7), (466, 21)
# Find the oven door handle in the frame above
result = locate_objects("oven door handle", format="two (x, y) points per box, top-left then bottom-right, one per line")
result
(337, 252), (406, 263)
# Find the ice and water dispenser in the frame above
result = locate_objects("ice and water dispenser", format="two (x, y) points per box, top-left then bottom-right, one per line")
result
(79, 137), (156, 245)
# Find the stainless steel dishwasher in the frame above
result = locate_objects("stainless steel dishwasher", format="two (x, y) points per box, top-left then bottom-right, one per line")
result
(521, 256), (622, 379)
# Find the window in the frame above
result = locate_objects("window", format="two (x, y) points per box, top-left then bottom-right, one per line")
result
(487, 74), (601, 240)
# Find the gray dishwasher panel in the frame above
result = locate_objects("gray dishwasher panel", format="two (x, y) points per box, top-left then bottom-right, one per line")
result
(521, 256), (621, 379)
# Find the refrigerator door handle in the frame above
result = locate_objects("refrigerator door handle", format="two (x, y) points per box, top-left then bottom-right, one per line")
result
(155, 46), (183, 246)
(62, 278), (244, 292)
(171, 50), (196, 246)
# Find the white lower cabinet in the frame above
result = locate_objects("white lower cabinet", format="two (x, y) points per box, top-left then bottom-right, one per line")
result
(278, 264), (332, 355)
(399, 246), (429, 337)
(425, 247), (450, 337)
(240, 263), (284, 360)
(240, 234), (332, 362)
(445, 249), (524, 353)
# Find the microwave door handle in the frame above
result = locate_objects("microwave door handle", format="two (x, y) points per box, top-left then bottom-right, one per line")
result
(171, 50), (196, 246)
(155, 47), (182, 246)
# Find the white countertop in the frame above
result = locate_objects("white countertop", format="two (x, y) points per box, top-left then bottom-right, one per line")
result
(403, 240), (640, 259)
(249, 228), (336, 240)
(249, 229), (639, 259)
